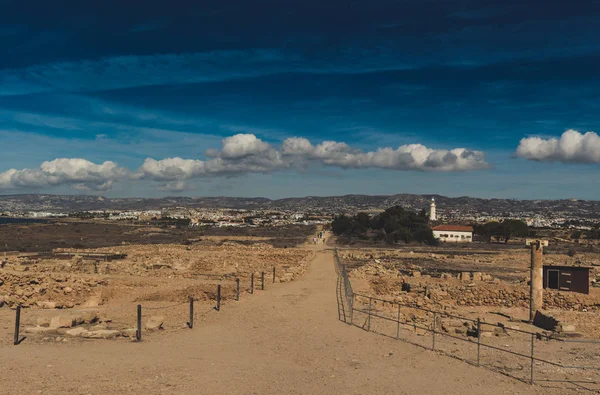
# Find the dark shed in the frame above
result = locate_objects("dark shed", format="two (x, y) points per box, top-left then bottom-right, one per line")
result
(543, 265), (590, 295)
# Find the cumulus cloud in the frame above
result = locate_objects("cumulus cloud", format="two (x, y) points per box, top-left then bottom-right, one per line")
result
(135, 133), (488, 185)
(282, 138), (488, 172)
(516, 129), (600, 163)
(136, 134), (288, 182)
(0, 134), (489, 192)
(0, 158), (127, 191)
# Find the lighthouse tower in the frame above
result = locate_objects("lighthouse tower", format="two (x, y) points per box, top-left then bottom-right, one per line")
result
(429, 198), (437, 221)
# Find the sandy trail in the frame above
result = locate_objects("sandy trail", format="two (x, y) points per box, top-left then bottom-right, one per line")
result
(0, 248), (556, 394)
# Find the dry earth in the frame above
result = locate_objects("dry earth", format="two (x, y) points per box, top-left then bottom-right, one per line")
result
(0, 241), (566, 394)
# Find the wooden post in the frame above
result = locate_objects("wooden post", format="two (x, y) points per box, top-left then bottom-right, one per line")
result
(136, 305), (142, 342)
(261, 272), (265, 290)
(13, 305), (21, 345)
(235, 278), (240, 301)
(272, 267), (276, 284)
(188, 297), (194, 329)
(250, 273), (254, 294)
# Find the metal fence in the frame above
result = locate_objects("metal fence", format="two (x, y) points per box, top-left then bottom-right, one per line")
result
(11, 267), (279, 345)
(334, 248), (600, 392)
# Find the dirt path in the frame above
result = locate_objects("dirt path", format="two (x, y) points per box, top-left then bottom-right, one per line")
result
(0, 250), (559, 394)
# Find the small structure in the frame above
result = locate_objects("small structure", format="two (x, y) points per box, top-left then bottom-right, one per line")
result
(543, 265), (590, 294)
(429, 198), (437, 221)
(526, 238), (549, 247)
(432, 225), (473, 243)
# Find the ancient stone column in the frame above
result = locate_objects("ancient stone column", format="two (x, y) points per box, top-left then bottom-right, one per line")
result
(529, 241), (544, 322)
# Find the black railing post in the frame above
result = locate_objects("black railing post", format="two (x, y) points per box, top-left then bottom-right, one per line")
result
(261, 272), (265, 290)
(396, 304), (401, 339)
(433, 313), (437, 351)
(477, 318), (481, 367)
(188, 296), (194, 329)
(13, 305), (21, 345)
(136, 304), (142, 342)
(367, 297), (372, 331)
(216, 284), (221, 311)
(530, 333), (535, 385)
(235, 278), (240, 301)
(250, 273), (254, 294)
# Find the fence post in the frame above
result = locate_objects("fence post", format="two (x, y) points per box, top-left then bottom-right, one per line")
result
(235, 278), (240, 301)
(433, 313), (437, 351)
(530, 333), (535, 385)
(367, 297), (372, 331)
(477, 318), (481, 367)
(188, 296), (194, 329)
(250, 273), (254, 294)
(13, 305), (21, 345)
(216, 285), (221, 311)
(272, 267), (276, 284)
(396, 304), (401, 339)
(349, 292), (354, 325)
(136, 304), (142, 342)
(261, 272), (265, 290)
(94, 260), (99, 274)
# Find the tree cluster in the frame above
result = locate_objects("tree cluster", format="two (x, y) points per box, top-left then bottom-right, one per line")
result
(473, 220), (529, 243)
(331, 206), (437, 245)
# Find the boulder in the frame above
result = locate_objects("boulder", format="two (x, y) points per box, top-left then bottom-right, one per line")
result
(558, 324), (576, 333)
(36, 301), (57, 309)
(121, 328), (137, 338)
(85, 330), (120, 339)
(65, 327), (88, 337)
(49, 316), (74, 329)
(24, 326), (57, 334)
(472, 272), (484, 282)
(36, 317), (51, 327)
(82, 295), (101, 308)
(145, 315), (165, 331)
(0, 295), (4, 308)
(460, 272), (471, 282)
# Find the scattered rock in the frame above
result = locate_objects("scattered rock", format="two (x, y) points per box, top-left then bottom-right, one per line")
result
(49, 316), (74, 329)
(36, 301), (57, 309)
(65, 327), (88, 337)
(145, 315), (165, 331)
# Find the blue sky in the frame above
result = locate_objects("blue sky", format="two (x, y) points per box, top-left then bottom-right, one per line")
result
(1, 1), (600, 199)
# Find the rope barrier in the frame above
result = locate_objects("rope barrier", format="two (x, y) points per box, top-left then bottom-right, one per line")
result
(141, 302), (188, 311)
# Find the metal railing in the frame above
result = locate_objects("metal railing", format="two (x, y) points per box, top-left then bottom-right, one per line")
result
(334, 249), (600, 391)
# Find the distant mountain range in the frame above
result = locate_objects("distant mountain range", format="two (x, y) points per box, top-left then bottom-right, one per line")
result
(0, 193), (599, 219)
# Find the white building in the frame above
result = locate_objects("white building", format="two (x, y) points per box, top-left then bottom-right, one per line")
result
(432, 225), (473, 243)
(429, 198), (437, 221)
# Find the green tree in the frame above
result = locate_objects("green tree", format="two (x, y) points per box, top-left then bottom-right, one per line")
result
(500, 219), (529, 244)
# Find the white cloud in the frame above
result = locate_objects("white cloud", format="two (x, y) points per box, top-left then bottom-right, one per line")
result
(0, 158), (128, 191)
(137, 134), (489, 184)
(0, 134), (489, 192)
(516, 129), (600, 163)
(137, 134), (288, 182)
(282, 138), (488, 171)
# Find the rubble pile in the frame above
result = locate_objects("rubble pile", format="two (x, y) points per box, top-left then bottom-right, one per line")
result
(349, 261), (600, 312)
(0, 272), (106, 309)
(51, 243), (314, 278)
